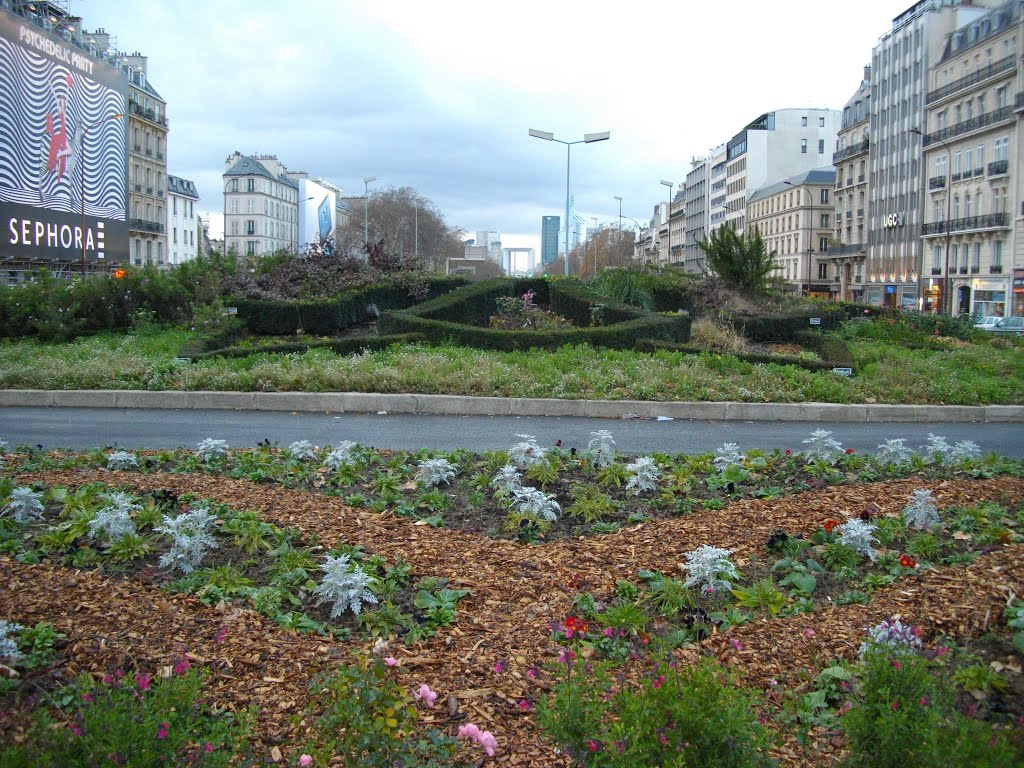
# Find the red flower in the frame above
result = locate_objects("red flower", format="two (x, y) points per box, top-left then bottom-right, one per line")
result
(900, 553), (916, 568)
(824, 518), (840, 534)
(845, 448), (855, 455)
(564, 616), (589, 638)
(784, 449), (791, 456)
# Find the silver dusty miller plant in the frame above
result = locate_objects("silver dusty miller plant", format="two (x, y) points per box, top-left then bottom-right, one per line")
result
(874, 438), (914, 466)
(89, 491), (140, 541)
(682, 545), (738, 594)
(713, 442), (744, 471)
(625, 457), (660, 495)
(195, 438), (229, 463)
(921, 433), (981, 465)
(508, 434), (546, 468)
(0, 619), (24, 662)
(106, 450), (138, 471)
(314, 554), (379, 617)
(837, 518), (878, 561)
(416, 458), (458, 487)
(287, 440), (318, 462)
(858, 618), (922, 657)
(491, 465), (523, 498)
(510, 486), (561, 522)
(587, 430), (616, 469)
(902, 489), (940, 530)
(155, 506), (218, 574)
(801, 429), (844, 463)
(325, 441), (359, 471)
(3, 487), (45, 523)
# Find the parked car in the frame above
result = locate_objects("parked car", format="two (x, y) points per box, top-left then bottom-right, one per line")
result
(974, 316), (1003, 331)
(991, 317), (1024, 335)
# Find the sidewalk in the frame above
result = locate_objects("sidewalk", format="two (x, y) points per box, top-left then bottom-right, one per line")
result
(1, 389), (1021, 423)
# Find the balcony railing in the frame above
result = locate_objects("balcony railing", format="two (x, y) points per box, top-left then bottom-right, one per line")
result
(857, 174), (865, 183)
(991, 265), (1003, 274)
(127, 100), (169, 128)
(926, 55), (1016, 104)
(921, 212), (1009, 235)
(857, 208), (864, 218)
(973, 167), (984, 177)
(988, 159), (1009, 177)
(846, 211), (852, 219)
(929, 176), (946, 190)
(832, 138), (870, 164)
(922, 106), (1014, 145)
(951, 172), (962, 182)
(846, 178), (853, 187)
(146, 186), (153, 195)
(133, 183), (142, 192)
(156, 151), (164, 160)
(129, 218), (165, 234)
(826, 243), (865, 256)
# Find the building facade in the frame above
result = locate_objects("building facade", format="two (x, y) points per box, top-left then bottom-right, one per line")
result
(541, 215), (560, 265)
(747, 168), (837, 295)
(166, 175), (198, 266)
(919, 0), (1022, 316)
(862, 0), (998, 309)
(827, 66), (872, 301)
(222, 152), (300, 256)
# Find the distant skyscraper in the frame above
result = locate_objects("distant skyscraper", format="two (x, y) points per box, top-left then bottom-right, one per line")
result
(541, 216), (560, 265)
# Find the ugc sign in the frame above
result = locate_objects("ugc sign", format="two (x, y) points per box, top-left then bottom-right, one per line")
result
(883, 213), (904, 228)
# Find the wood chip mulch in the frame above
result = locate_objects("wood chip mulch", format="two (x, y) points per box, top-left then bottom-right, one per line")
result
(5, 469), (1024, 766)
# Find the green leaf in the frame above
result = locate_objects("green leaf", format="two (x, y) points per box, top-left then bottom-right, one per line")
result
(779, 571), (816, 594)
(1013, 631), (1024, 656)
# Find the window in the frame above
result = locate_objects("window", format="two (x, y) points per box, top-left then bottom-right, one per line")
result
(965, 147), (972, 172)
(953, 194), (960, 218)
(953, 151), (961, 175)
(972, 243), (980, 271)
(801, 116), (808, 126)
(996, 86), (1007, 109)
(246, 219), (255, 235)
(818, 263), (828, 279)
(952, 244), (959, 270)
(993, 137), (1008, 161)
(965, 193), (971, 217)
(173, 228), (177, 244)
(230, 220), (238, 235)
(819, 188), (829, 204)
(801, 139), (807, 154)
(230, 179), (238, 192)
(932, 245), (941, 271)
(172, 198), (177, 215)
(820, 214), (830, 227)
(819, 117), (825, 127)
(246, 241), (256, 256)
(993, 240), (1003, 268)
(247, 179), (255, 192)
(936, 155), (947, 176)
(819, 236), (829, 252)
(818, 139), (825, 154)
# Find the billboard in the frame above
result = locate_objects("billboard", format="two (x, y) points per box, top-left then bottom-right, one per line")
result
(0, 7), (127, 266)
(297, 178), (335, 253)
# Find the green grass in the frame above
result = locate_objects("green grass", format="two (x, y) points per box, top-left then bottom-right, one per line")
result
(0, 327), (1022, 405)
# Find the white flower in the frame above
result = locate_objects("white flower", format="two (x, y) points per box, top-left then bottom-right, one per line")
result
(156, 506), (218, 573)
(416, 458), (458, 487)
(325, 441), (358, 471)
(587, 430), (616, 469)
(713, 442), (743, 471)
(287, 440), (318, 461)
(837, 518), (877, 561)
(875, 438), (913, 465)
(89, 491), (140, 541)
(314, 554), (379, 617)
(2, 487), (45, 523)
(508, 434), (546, 468)
(625, 457), (659, 495)
(858, 619), (922, 657)
(802, 429), (843, 463)
(682, 545), (738, 593)
(902, 489), (940, 530)
(195, 438), (229, 462)
(106, 450), (138, 470)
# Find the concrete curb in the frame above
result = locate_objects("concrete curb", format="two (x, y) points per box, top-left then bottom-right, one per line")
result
(1, 389), (1022, 423)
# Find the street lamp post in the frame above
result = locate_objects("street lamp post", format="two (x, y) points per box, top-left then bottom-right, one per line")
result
(783, 179), (814, 296)
(414, 197), (418, 260)
(528, 129), (610, 277)
(660, 180), (673, 265)
(363, 175), (376, 249)
(80, 112), (123, 275)
(910, 127), (952, 316)
(613, 195), (624, 264)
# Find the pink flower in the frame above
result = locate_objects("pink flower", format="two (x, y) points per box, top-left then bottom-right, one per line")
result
(652, 675), (665, 689)
(134, 672), (151, 691)
(603, 627), (614, 637)
(919, 696), (930, 707)
(156, 721), (170, 740)
(659, 734), (667, 744)
(458, 723), (482, 740)
(82, 692), (94, 703)
(891, 700), (900, 711)
(729, 639), (744, 651)
(203, 742), (213, 753)
(299, 755), (313, 767)
(102, 674), (112, 685)
(69, 723), (83, 737)
(494, 660), (506, 674)
(215, 628), (228, 643)
(412, 684), (437, 708)
(173, 656), (190, 675)
(478, 731), (497, 757)
(518, 699), (531, 711)
(892, 660), (901, 671)
(526, 667), (537, 679)
(588, 740), (599, 752)
(802, 628), (816, 638)
(384, 657), (399, 667)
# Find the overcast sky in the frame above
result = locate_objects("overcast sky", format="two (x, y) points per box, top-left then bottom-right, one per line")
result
(77, 0), (907, 253)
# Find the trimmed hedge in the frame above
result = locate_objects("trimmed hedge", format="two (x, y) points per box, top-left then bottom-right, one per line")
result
(792, 331), (855, 370)
(228, 277), (468, 336)
(727, 309), (846, 342)
(176, 316), (247, 360)
(637, 339), (840, 372)
(188, 333), (426, 361)
(381, 277), (691, 351)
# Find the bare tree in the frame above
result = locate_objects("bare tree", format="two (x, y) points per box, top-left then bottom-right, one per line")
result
(544, 228), (636, 279)
(336, 186), (463, 272)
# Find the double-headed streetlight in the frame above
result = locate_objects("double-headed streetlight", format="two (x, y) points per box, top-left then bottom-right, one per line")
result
(910, 127), (952, 315)
(363, 175), (376, 248)
(80, 112), (123, 274)
(529, 129), (610, 276)
(613, 195), (625, 263)
(783, 179), (814, 296)
(659, 180), (673, 265)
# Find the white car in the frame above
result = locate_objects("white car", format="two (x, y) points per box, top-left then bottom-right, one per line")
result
(974, 316), (1003, 331)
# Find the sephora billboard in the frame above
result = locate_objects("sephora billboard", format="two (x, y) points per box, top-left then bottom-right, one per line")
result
(0, 7), (127, 266)
(297, 178), (336, 253)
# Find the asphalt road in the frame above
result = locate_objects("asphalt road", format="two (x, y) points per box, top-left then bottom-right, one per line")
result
(2, 407), (1023, 457)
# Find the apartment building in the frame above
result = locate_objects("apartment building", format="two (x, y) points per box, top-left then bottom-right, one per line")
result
(918, 0), (1022, 316)
(747, 168), (837, 295)
(828, 67), (872, 301)
(862, 0), (998, 309)
(166, 175), (198, 266)
(222, 152), (301, 256)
